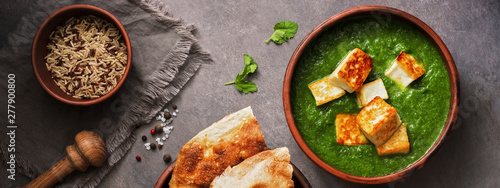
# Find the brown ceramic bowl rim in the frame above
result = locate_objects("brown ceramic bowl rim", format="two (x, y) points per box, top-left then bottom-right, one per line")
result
(154, 159), (312, 188)
(32, 4), (132, 106)
(283, 5), (459, 184)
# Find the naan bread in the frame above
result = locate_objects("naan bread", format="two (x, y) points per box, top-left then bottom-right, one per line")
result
(169, 106), (267, 188)
(210, 147), (294, 188)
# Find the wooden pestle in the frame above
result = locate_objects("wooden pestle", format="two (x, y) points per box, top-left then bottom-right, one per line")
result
(25, 131), (107, 188)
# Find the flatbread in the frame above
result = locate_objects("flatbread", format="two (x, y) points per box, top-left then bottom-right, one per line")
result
(210, 147), (294, 188)
(169, 106), (267, 188)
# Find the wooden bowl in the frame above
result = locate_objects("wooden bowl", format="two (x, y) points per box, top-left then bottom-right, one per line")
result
(154, 159), (312, 188)
(282, 5), (459, 184)
(32, 4), (132, 105)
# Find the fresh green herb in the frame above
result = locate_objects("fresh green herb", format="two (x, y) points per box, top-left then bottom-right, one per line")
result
(225, 54), (258, 93)
(265, 21), (298, 44)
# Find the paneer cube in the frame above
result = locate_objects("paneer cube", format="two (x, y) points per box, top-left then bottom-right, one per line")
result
(308, 77), (346, 106)
(376, 123), (410, 155)
(328, 48), (374, 93)
(356, 79), (389, 107)
(335, 114), (369, 145)
(385, 51), (425, 88)
(356, 96), (402, 146)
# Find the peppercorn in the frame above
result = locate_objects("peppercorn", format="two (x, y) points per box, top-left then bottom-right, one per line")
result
(163, 154), (171, 163)
(164, 112), (172, 119)
(150, 143), (156, 150)
(150, 129), (156, 135)
(141, 135), (147, 141)
(135, 156), (141, 161)
(158, 144), (163, 149)
(172, 104), (178, 110)
(155, 124), (163, 133)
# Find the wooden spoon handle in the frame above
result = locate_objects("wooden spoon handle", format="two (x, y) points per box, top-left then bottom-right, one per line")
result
(24, 156), (75, 188)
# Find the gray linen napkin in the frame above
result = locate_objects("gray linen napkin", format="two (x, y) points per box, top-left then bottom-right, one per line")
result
(0, 0), (210, 187)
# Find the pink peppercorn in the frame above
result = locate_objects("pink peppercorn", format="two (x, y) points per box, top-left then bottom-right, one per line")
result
(135, 156), (141, 161)
(151, 129), (156, 135)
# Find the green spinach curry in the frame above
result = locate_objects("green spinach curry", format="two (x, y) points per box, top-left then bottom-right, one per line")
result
(290, 16), (450, 176)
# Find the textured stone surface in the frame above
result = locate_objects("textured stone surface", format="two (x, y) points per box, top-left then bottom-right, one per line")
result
(1, 0), (499, 187)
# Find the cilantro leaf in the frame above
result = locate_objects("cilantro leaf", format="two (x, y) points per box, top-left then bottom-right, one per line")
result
(243, 54), (258, 74)
(235, 80), (258, 94)
(225, 54), (258, 93)
(265, 21), (298, 44)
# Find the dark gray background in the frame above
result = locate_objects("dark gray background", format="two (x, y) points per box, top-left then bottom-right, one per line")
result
(1, 0), (499, 187)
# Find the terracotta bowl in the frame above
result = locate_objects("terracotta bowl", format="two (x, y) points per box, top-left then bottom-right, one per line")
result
(283, 5), (459, 184)
(154, 159), (312, 188)
(32, 4), (132, 105)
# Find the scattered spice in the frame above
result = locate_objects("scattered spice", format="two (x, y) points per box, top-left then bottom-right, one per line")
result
(164, 112), (172, 119)
(156, 138), (164, 146)
(144, 143), (151, 150)
(135, 156), (141, 161)
(142, 106), (179, 152)
(155, 124), (163, 133)
(163, 154), (171, 163)
(162, 126), (174, 139)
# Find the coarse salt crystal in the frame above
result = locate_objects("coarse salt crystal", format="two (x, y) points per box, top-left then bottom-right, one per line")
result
(162, 137), (166, 141)
(172, 112), (177, 117)
(175, 109), (179, 113)
(165, 118), (173, 125)
(163, 126), (173, 134)
(145, 142), (151, 150)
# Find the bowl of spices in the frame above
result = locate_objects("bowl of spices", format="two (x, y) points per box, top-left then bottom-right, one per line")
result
(32, 4), (131, 105)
